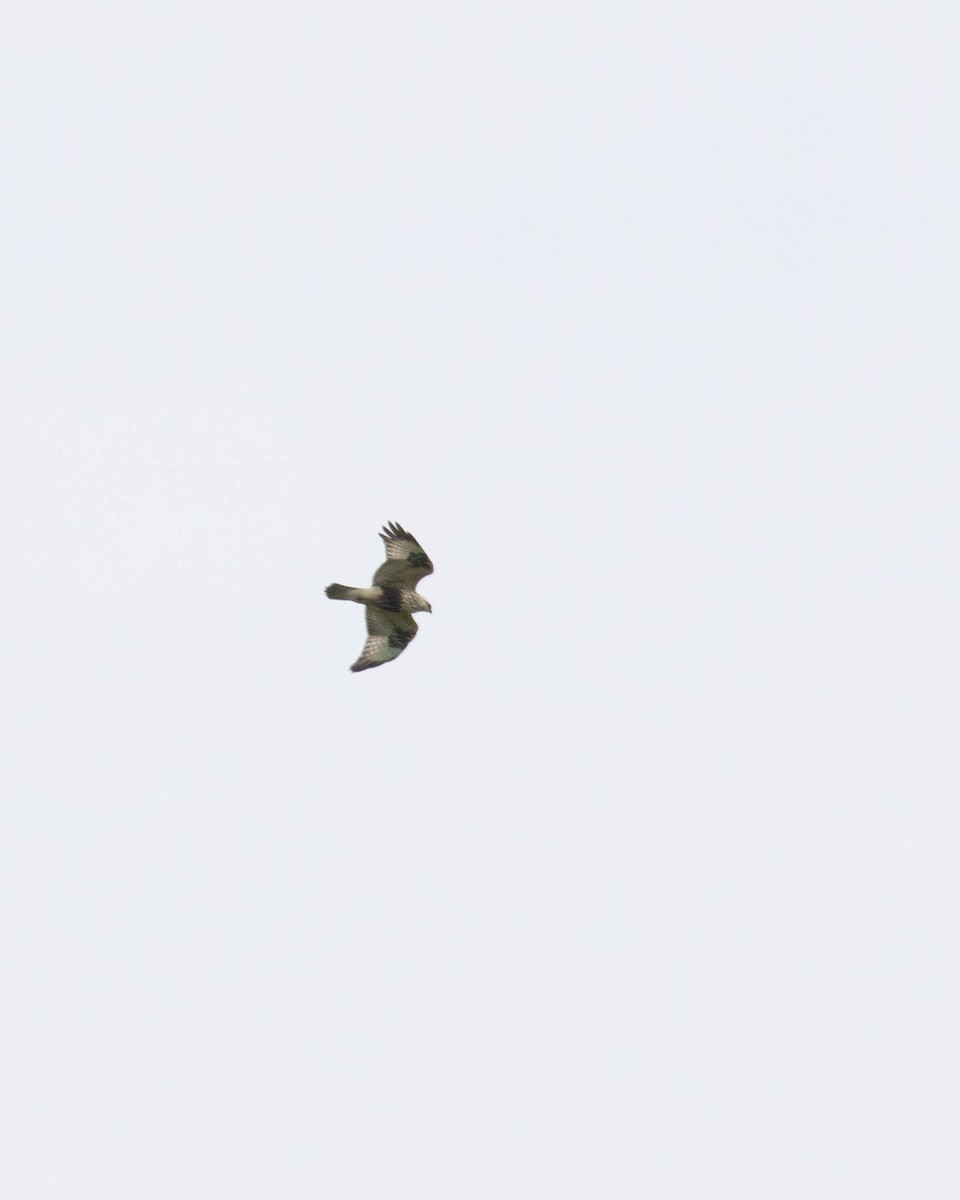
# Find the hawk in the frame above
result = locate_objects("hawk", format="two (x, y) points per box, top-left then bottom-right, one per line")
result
(325, 522), (434, 672)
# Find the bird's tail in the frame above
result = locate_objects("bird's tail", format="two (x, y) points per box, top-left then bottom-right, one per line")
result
(325, 583), (358, 601)
(326, 583), (385, 603)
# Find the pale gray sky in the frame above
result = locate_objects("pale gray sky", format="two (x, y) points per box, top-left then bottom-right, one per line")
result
(2, 2), (958, 1196)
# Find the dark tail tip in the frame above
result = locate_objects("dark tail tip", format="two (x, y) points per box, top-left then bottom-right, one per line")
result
(325, 583), (349, 600)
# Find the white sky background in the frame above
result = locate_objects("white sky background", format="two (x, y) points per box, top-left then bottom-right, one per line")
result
(2, 1), (958, 1195)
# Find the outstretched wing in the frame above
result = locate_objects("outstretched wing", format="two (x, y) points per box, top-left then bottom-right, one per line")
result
(372, 521), (434, 586)
(350, 607), (419, 672)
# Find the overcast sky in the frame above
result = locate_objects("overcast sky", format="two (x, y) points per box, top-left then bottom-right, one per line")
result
(2, 2), (958, 1196)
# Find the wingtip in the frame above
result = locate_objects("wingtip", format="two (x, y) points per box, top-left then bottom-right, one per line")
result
(380, 520), (419, 545)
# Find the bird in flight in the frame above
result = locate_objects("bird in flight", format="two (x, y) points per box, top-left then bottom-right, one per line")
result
(325, 522), (434, 672)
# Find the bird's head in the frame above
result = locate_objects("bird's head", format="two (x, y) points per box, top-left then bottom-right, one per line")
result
(415, 596), (433, 615)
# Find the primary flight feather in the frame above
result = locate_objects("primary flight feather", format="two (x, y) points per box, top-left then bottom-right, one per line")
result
(325, 522), (434, 672)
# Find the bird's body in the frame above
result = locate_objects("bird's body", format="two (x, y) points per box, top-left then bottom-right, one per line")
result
(323, 583), (428, 613)
(325, 522), (433, 672)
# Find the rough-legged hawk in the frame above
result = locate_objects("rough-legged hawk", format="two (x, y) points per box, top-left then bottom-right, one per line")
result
(325, 522), (433, 672)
